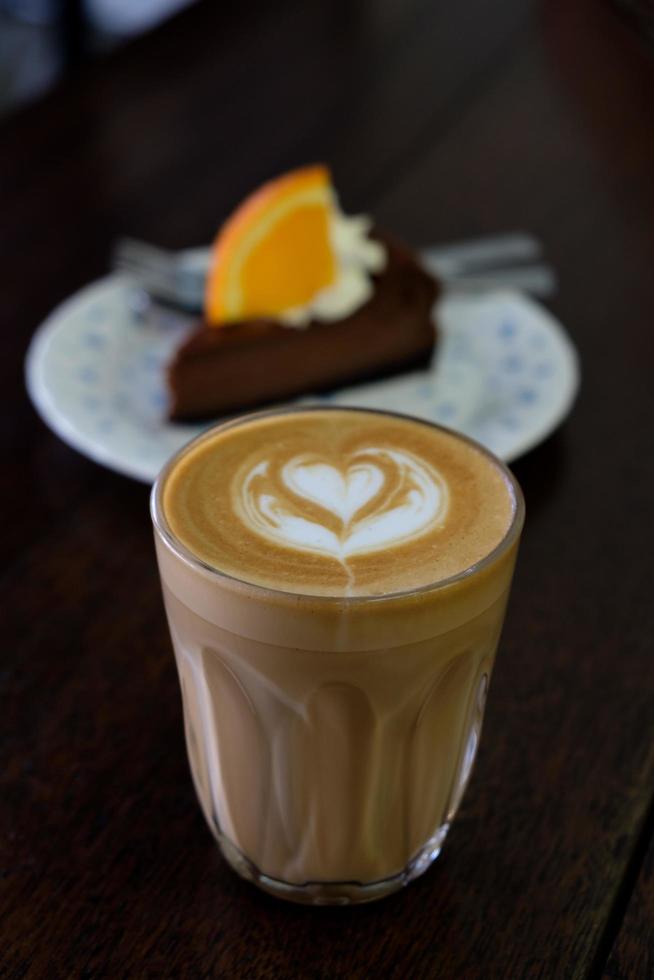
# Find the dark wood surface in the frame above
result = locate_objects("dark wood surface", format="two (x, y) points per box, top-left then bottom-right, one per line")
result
(604, 832), (654, 979)
(2, 1), (654, 977)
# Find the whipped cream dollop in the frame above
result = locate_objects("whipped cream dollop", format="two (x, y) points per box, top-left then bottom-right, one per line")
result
(279, 203), (387, 327)
(236, 447), (449, 562)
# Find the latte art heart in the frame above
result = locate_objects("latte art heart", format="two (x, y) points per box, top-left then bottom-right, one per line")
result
(235, 448), (449, 561)
(282, 460), (384, 524)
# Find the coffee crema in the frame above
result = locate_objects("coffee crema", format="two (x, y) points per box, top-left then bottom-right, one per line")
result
(162, 409), (516, 596)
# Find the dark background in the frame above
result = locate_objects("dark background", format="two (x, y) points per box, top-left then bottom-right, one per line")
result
(2, 1), (654, 977)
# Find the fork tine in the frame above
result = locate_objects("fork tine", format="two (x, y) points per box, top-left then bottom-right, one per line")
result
(112, 238), (177, 276)
(112, 256), (173, 280)
(113, 236), (173, 260)
(113, 239), (205, 310)
(115, 266), (183, 302)
(113, 248), (172, 274)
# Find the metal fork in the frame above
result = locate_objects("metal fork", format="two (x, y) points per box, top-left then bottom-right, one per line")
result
(112, 231), (557, 312)
(112, 239), (210, 311)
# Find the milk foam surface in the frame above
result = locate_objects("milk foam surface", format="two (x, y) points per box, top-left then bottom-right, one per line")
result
(162, 410), (516, 597)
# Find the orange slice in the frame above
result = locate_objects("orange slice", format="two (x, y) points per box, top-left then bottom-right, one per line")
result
(205, 165), (337, 325)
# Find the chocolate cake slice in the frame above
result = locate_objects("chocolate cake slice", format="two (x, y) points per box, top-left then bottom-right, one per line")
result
(167, 232), (438, 421)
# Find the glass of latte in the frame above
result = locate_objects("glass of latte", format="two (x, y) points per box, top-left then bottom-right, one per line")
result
(151, 408), (524, 904)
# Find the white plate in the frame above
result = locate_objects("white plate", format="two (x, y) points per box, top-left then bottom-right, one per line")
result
(25, 255), (579, 483)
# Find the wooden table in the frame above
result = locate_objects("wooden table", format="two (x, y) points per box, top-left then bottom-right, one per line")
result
(3, 1), (654, 976)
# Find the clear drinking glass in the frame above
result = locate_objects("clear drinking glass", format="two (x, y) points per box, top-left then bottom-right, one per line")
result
(151, 409), (524, 905)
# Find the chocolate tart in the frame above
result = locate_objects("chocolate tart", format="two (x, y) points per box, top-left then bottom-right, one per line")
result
(167, 232), (439, 421)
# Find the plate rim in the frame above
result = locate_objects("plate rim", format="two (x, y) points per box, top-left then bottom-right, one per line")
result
(461, 288), (580, 463)
(25, 275), (159, 483)
(25, 273), (580, 483)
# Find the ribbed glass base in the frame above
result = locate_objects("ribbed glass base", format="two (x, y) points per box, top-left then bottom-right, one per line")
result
(217, 824), (451, 906)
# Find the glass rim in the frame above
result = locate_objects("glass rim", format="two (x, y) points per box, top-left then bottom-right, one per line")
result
(151, 405), (525, 605)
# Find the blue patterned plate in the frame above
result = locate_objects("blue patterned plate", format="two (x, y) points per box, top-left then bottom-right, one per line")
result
(25, 256), (579, 483)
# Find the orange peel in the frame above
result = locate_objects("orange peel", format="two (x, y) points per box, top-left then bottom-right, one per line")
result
(205, 164), (337, 325)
